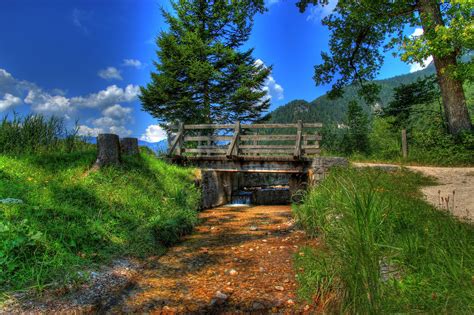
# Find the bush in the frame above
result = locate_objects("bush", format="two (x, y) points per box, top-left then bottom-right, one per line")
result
(294, 167), (474, 313)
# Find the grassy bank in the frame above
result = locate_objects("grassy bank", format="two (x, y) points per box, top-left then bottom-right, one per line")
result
(0, 149), (200, 296)
(293, 167), (473, 313)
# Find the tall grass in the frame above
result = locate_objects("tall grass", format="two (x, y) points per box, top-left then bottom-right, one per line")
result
(0, 113), (87, 154)
(0, 149), (200, 296)
(294, 167), (473, 313)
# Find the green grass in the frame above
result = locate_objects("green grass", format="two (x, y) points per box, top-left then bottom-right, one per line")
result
(293, 167), (474, 313)
(0, 149), (200, 296)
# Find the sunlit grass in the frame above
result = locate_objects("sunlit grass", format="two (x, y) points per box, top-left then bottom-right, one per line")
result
(0, 150), (200, 296)
(294, 167), (473, 313)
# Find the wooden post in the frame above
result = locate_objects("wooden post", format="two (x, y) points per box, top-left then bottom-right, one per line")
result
(120, 137), (139, 156)
(226, 121), (240, 158)
(401, 128), (408, 158)
(294, 120), (303, 159)
(95, 133), (121, 167)
(168, 122), (184, 156)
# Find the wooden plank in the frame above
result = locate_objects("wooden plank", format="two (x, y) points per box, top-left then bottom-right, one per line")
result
(197, 145), (229, 149)
(168, 122), (183, 156)
(240, 123), (298, 129)
(226, 121), (241, 158)
(401, 129), (408, 158)
(184, 135), (232, 142)
(302, 143), (320, 149)
(240, 149), (294, 154)
(184, 124), (234, 130)
(183, 148), (227, 154)
(303, 148), (321, 154)
(303, 134), (322, 141)
(239, 145), (295, 149)
(294, 120), (302, 158)
(303, 123), (323, 128)
(240, 134), (297, 141)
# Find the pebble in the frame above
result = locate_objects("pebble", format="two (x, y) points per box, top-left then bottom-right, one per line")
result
(229, 269), (238, 276)
(287, 299), (295, 306)
(249, 225), (258, 231)
(252, 302), (265, 310)
(274, 285), (284, 291)
(215, 291), (228, 300)
(259, 267), (265, 272)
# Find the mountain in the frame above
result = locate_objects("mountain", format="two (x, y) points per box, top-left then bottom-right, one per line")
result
(138, 139), (168, 154)
(267, 64), (436, 125)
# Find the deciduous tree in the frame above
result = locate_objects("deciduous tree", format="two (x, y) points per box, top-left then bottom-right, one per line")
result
(297, 0), (473, 135)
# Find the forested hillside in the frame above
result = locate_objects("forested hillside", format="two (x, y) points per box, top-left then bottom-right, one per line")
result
(268, 65), (439, 124)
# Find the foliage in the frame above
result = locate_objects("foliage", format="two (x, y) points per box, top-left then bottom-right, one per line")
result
(294, 167), (474, 313)
(344, 100), (370, 154)
(296, 0), (473, 134)
(141, 0), (270, 131)
(0, 150), (200, 295)
(0, 114), (87, 154)
(384, 75), (440, 130)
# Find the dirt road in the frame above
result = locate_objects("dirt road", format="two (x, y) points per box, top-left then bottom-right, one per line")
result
(354, 163), (474, 221)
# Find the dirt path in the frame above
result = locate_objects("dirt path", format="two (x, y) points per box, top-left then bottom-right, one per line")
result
(103, 205), (316, 314)
(354, 163), (474, 221)
(4, 205), (317, 314)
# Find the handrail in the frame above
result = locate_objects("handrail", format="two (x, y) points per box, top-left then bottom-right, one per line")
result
(168, 120), (322, 159)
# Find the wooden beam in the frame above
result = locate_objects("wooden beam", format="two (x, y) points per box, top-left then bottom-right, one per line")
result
(226, 121), (240, 158)
(240, 149), (293, 154)
(303, 135), (322, 141)
(183, 148), (227, 154)
(303, 123), (323, 128)
(239, 145), (295, 149)
(241, 123), (298, 129)
(184, 135), (232, 142)
(168, 122), (184, 156)
(184, 124), (234, 130)
(294, 120), (302, 159)
(240, 134), (297, 141)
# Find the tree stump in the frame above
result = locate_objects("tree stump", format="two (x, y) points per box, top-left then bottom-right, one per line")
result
(121, 137), (139, 156)
(95, 133), (121, 167)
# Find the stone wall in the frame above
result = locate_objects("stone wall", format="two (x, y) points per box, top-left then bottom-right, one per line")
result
(200, 170), (233, 209)
(309, 157), (349, 185)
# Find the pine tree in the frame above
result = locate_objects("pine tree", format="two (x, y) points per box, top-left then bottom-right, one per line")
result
(345, 100), (370, 154)
(140, 0), (270, 130)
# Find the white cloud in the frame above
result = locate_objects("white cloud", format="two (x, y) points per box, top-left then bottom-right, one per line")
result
(307, 1), (338, 22)
(24, 89), (73, 115)
(78, 125), (103, 137)
(254, 59), (284, 101)
(72, 8), (90, 34)
(0, 67), (139, 137)
(266, 0), (280, 5)
(408, 28), (433, 73)
(140, 124), (167, 143)
(71, 84), (140, 108)
(123, 59), (142, 68)
(98, 67), (123, 80)
(0, 93), (22, 111)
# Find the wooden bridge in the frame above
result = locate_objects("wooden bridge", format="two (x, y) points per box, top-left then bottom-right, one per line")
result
(168, 121), (322, 173)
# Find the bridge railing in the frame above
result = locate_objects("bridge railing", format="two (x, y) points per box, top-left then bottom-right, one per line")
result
(168, 121), (322, 159)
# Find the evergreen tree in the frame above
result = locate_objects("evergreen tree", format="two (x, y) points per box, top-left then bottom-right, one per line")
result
(384, 76), (440, 131)
(140, 0), (270, 131)
(345, 100), (370, 154)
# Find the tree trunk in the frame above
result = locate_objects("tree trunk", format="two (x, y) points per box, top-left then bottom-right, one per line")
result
(418, 0), (472, 135)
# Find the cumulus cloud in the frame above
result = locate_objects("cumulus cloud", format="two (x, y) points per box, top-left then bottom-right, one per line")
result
(0, 93), (22, 111)
(140, 124), (167, 143)
(408, 28), (433, 73)
(254, 59), (284, 101)
(71, 84), (140, 108)
(98, 67), (123, 80)
(306, 1), (338, 22)
(0, 67), (139, 137)
(123, 59), (143, 68)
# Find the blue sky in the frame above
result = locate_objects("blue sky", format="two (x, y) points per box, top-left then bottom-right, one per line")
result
(0, 0), (424, 142)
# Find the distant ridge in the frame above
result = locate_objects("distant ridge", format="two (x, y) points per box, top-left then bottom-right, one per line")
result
(267, 63), (436, 125)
